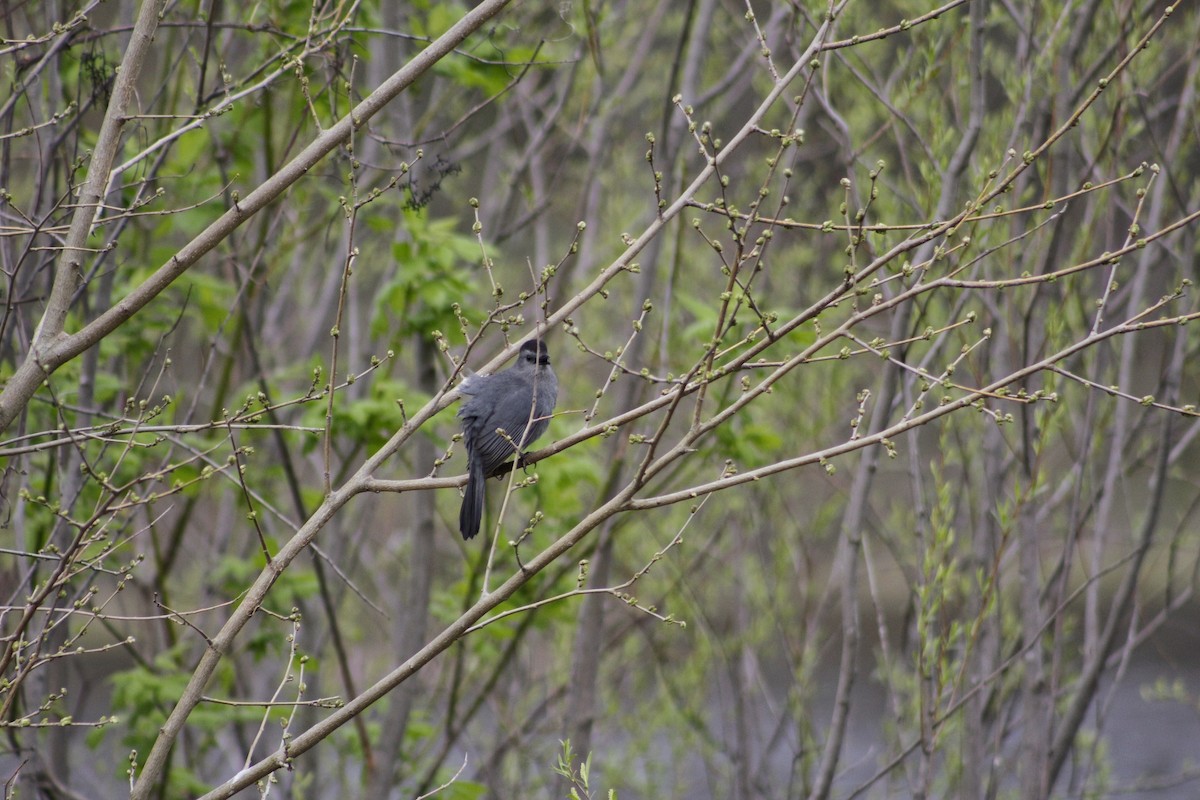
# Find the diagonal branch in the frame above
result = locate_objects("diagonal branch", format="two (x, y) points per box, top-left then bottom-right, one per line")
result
(124, 3), (518, 796)
(0, 0), (517, 434)
(30, 0), (161, 351)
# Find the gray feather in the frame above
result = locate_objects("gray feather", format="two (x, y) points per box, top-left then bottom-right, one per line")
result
(457, 340), (558, 539)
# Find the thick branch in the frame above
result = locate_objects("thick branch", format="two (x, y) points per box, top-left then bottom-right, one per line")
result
(197, 486), (638, 799)
(0, 0), (516, 434)
(31, 0), (161, 352)
(125, 3), (518, 795)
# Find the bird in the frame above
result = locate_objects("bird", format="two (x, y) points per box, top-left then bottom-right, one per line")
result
(457, 339), (558, 540)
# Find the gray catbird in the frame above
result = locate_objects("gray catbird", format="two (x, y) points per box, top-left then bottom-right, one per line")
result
(457, 339), (558, 540)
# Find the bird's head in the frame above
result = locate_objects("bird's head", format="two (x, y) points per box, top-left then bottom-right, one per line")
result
(519, 339), (551, 367)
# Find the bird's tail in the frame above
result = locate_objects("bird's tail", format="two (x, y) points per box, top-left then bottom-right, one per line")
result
(459, 456), (486, 540)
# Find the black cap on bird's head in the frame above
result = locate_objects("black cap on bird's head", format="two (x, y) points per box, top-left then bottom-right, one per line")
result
(520, 338), (551, 366)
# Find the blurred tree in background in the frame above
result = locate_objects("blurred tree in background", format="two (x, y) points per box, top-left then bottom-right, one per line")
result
(1, 0), (1199, 798)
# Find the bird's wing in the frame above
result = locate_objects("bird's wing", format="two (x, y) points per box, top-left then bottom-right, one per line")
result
(473, 397), (539, 469)
(473, 431), (519, 472)
(459, 369), (486, 396)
